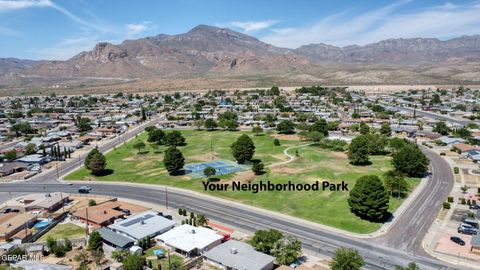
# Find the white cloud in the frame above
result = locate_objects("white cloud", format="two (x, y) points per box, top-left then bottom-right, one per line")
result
(262, 1), (480, 48)
(229, 20), (278, 33)
(126, 21), (156, 36)
(0, 0), (52, 11)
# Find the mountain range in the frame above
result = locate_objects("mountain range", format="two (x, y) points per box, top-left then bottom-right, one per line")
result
(1, 25), (480, 92)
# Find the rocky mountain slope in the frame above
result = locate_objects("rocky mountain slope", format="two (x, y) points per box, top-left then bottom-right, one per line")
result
(0, 58), (37, 74)
(295, 35), (480, 64)
(1, 25), (480, 90)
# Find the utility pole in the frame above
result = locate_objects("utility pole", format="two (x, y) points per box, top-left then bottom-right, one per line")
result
(165, 187), (169, 209)
(55, 163), (59, 179)
(85, 207), (89, 243)
(60, 193), (65, 213)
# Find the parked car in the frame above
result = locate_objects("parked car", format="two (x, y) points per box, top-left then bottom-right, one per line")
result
(450, 236), (466, 246)
(469, 204), (480, 210)
(458, 225), (478, 235)
(462, 218), (479, 229)
(78, 186), (92, 193)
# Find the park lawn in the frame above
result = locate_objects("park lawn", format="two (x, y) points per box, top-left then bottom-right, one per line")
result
(66, 130), (420, 234)
(205, 146), (419, 233)
(37, 223), (85, 242)
(65, 130), (302, 187)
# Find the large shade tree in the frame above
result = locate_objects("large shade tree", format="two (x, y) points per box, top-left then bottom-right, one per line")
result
(231, 134), (255, 164)
(348, 175), (389, 221)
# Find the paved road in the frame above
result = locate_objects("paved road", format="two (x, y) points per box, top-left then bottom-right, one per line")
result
(0, 179), (460, 270)
(28, 117), (162, 184)
(373, 148), (454, 254)
(387, 105), (478, 126)
(0, 120), (462, 269)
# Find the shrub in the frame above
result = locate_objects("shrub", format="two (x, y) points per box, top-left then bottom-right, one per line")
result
(467, 199), (471, 205)
(273, 138), (280, 146)
(460, 198), (466, 205)
(447, 197), (454, 203)
(440, 152), (446, 156)
(453, 167), (459, 174)
(443, 202), (451, 209)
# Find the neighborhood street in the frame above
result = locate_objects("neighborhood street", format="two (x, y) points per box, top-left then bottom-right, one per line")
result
(0, 147), (460, 269)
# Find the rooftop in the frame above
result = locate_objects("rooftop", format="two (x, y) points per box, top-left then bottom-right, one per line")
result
(108, 210), (174, 240)
(203, 240), (275, 270)
(156, 224), (223, 252)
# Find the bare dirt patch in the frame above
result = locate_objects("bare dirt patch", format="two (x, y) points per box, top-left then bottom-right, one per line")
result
(270, 166), (305, 174)
(228, 171), (256, 183)
(188, 153), (217, 162)
(270, 134), (302, 141)
(330, 151), (348, 159)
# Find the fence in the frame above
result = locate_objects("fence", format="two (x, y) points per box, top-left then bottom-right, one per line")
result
(23, 211), (69, 243)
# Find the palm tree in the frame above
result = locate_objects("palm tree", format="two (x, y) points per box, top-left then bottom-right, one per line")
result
(196, 214), (209, 227)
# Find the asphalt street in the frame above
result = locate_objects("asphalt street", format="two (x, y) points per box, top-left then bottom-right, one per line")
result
(373, 148), (454, 254)
(0, 118), (463, 269)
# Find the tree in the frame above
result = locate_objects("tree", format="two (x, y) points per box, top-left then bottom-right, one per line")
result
(348, 135), (370, 165)
(273, 138), (280, 146)
(310, 119), (329, 136)
(193, 119), (204, 130)
(252, 125), (263, 136)
(359, 122), (370, 135)
(111, 249), (129, 262)
(74, 250), (89, 268)
(392, 144), (429, 177)
(433, 121), (450, 135)
(305, 131), (324, 143)
(196, 214), (209, 227)
(87, 231), (103, 252)
(63, 238), (72, 252)
(276, 120), (295, 134)
(250, 229), (283, 254)
(455, 127), (472, 139)
(395, 262), (422, 270)
(272, 235), (302, 265)
(11, 122), (34, 136)
(252, 161), (264, 175)
(25, 143), (36, 155)
(348, 175), (389, 221)
(88, 199), (96, 206)
(141, 107), (147, 121)
(77, 118), (92, 132)
(204, 119), (218, 131)
(4, 150), (17, 161)
(169, 260), (183, 270)
(147, 129), (165, 144)
(85, 148), (106, 175)
(231, 134), (255, 164)
(133, 141), (146, 153)
(163, 146), (185, 175)
(379, 123), (392, 136)
(329, 248), (365, 270)
(384, 170), (409, 197)
(164, 131), (186, 146)
(203, 166), (216, 180)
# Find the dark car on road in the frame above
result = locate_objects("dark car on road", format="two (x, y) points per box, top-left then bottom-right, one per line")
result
(458, 226), (478, 235)
(469, 204), (480, 210)
(450, 236), (465, 246)
(78, 186), (92, 193)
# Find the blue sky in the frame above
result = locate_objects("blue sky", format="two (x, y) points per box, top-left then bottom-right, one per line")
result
(1, 0), (480, 60)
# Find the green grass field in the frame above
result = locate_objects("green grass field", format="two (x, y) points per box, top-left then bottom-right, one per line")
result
(65, 130), (419, 233)
(37, 223), (85, 242)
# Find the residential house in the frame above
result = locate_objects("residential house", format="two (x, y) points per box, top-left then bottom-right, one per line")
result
(155, 224), (223, 257)
(203, 240), (275, 270)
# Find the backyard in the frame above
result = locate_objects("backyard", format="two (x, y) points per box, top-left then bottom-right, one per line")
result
(65, 130), (420, 233)
(37, 223), (85, 242)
